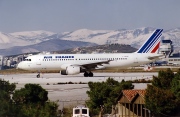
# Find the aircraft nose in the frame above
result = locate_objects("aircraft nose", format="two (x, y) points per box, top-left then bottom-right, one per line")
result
(16, 62), (23, 69)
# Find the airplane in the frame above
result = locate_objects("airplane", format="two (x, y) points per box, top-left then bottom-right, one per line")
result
(17, 29), (164, 78)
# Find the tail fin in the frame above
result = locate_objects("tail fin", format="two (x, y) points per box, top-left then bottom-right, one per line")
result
(136, 29), (163, 53)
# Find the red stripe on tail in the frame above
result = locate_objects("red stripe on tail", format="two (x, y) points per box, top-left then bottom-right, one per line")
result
(151, 42), (160, 53)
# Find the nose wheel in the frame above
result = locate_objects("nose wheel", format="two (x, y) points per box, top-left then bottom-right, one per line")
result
(37, 73), (40, 78)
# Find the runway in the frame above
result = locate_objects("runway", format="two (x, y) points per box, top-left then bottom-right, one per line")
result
(0, 72), (158, 109)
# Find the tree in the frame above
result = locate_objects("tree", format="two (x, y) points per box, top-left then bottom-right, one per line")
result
(145, 68), (180, 116)
(0, 79), (16, 116)
(13, 84), (48, 104)
(13, 84), (58, 117)
(171, 69), (180, 98)
(0, 80), (58, 117)
(86, 78), (133, 115)
(145, 85), (177, 115)
(152, 68), (174, 89)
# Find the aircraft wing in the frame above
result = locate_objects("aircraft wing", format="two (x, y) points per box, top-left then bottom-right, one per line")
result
(74, 60), (111, 70)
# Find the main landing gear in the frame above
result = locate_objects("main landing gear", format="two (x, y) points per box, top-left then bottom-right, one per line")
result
(84, 71), (93, 77)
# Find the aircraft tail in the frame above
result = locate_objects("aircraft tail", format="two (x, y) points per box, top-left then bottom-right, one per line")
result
(136, 29), (163, 53)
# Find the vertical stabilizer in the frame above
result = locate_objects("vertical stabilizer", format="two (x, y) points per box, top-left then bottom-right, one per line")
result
(136, 29), (163, 53)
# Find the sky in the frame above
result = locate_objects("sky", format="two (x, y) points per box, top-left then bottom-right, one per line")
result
(0, 0), (180, 33)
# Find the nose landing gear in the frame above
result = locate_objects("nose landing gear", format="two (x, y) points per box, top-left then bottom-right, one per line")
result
(37, 73), (40, 78)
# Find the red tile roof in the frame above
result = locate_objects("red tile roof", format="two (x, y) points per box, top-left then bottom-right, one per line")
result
(122, 90), (146, 102)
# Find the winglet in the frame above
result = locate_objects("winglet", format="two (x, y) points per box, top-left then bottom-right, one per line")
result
(136, 29), (163, 53)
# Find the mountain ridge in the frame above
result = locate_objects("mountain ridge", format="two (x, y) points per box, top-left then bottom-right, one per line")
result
(0, 27), (180, 55)
(0, 39), (97, 56)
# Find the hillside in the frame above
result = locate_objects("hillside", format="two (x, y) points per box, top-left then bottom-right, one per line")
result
(55, 43), (137, 54)
(0, 39), (97, 56)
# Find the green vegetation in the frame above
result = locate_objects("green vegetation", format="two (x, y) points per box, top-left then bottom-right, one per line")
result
(145, 68), (180, 116)
(1, 68), (180, 116)
(0, 79), (58, 117)
(86, 78), (134, 116)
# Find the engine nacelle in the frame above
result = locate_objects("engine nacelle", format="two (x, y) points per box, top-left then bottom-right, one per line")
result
(60, 66), (80, 75)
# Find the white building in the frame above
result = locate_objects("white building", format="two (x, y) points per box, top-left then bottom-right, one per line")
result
(0, 55), (3, 70)
(159, 40), (173, 56)
(159, 39), (180, 66)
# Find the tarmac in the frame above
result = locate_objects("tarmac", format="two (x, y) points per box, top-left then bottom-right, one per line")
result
(0, 72), (158, 109)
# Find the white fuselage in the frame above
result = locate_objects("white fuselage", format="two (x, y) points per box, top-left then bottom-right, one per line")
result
(17, 53), (160, 71)
(16, 29), (164, 76)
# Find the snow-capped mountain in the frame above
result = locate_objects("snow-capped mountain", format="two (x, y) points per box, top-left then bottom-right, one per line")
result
(0, 27), (180, 55)
(61, 29), (110, 42)
(162, 28), (180, 50)
(60, 27), (152, 47)
(0, 39), (97, 55)
(0, 32), (30, 49)
(0, 30), (55, 49)
(10, 30), (55, 43)
(60, 27), (180, 49)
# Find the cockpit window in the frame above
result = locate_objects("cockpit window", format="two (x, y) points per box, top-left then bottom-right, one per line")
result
(24, 59), (31, 61)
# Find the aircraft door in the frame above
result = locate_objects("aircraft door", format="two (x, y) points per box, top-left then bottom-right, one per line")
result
(36, 56), (41, 65)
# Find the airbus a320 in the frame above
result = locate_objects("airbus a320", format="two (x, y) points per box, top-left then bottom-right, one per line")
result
(17, 29), (164, 77)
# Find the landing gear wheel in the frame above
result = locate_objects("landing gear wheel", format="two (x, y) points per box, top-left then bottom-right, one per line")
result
(84, 72), (89, 77)
(84, 71), (94, 77)
(37, 73), (40, 78)
(89, 72), (93, 77)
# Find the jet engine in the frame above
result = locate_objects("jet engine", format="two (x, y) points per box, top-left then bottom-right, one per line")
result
(60, 66), (80, 75)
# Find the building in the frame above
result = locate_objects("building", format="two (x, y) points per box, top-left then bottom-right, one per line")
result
(0, 55), (3, 70)
(159, 40), (173, 56)
(115, 89), (151, 117)
(158, 39), (180, 66)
